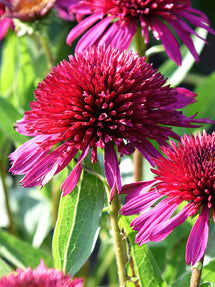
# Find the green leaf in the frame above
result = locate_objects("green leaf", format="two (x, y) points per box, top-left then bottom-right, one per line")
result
(0, 229), (53, 269)
(119, 215), (167, 287)
(201, 259), (215, 285)
(200, 283), (214, 287)
(0, 258), (12, 277)
(52, 160), (105, 276)
(0, 96), (27, 145)
(170, 272), (191, 287)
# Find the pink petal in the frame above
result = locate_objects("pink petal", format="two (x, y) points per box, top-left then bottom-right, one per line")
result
(121, 189), (163, 216)
(104, 142), (122, 201)
(0, 17), (11, 41)
(151, 17), (182, 65)
(75, 16), (114, 52)
(186, 205), (209, 265)
(165, 18), (199, 62)
(150, 202), (193, 242)
(9, 135), (52, 174)
(66, 13), (102, 45)
(61, 145), (90, 196)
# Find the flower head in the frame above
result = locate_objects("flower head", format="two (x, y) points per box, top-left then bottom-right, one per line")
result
(0, 0), (76, 40)
(66, 0), (215, 65)
(9, 45), (211, 200)
(121, 131), (215, 265)
(0, 260), (83, 287)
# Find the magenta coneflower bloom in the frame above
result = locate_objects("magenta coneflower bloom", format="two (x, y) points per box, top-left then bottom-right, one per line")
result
(121, 131), (215, 265)
(66, 0), (215, 65)
(0, 0), (76, 41)
(9, 46), (211, 200)
(0, 260), (83, 287)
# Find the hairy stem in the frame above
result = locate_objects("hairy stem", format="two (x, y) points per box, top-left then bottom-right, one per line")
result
(106, 188), (128, 286)
(190, 257), (204, 287)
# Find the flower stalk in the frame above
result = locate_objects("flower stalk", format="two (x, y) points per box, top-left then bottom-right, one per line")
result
(106, 187), (128, 286)
(133, 26), (147, 182)
(190, 257), (204, 287)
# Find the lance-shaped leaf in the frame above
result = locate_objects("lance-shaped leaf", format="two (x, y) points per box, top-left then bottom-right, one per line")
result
(52, 159), (105, 276)
(119, 215), (167, 287)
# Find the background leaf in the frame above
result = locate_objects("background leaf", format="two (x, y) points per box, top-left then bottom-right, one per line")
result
(0, 228), (53, 269)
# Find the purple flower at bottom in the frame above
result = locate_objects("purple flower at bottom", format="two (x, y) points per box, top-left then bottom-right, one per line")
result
(0, 260), (83, 287)
(121, 131), (215, 265)
(9, 46), (211, 201)
(66, 0), (215, 65)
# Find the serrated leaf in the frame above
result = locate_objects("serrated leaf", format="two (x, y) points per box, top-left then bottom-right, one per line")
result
(119, 215), (167, 287)
(52, 161), (105, 276)
(0, 229), (53, 269)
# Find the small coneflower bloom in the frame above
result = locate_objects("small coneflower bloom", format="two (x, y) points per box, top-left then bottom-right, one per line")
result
(9, 46), (211, 200)
(0, 260), (83, 287)
(0, 0), (76, 40)
(66, 0), (215, 65)
(121, 131), (215, 265)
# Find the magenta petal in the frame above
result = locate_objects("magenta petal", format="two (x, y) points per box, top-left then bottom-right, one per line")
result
(9, 135), (52, 174)
(151, 17), (182, 65)
(165, 18), (199, 62)
(121, 189), (163, 216)
(104, 142), (122, 201)
(20, 143), (78, 187)
(186, 205), (209, 265)
(66, 13), (102, 45)
(75, 16), (114, 52)
(0, 17), (11, 41)
(61, 146), (89, 196)
(150, 203), (192, 242)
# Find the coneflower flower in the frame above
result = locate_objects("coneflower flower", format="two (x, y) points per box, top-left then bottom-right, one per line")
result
(66, 0), (215, 65)
(9, 45), (211, 200)
(121, 131), (215, 265)
(0, 260), (83, 287)
(0, 0), (76, 40)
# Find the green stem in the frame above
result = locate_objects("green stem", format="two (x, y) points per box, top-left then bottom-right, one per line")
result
(133, 26), (147, 182)
(133, 26), (147, 57)
(36, 31), (55, 69)
(190, 257), (204, 287)
(106, 187), (128, 286)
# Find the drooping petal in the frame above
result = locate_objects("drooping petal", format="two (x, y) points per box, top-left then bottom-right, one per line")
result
(104, 141), (122, 201)
(186, 205), (209, 265)
(9, 135), (52, 174)
(61, 145), (90, 196)
(66, 13), (103, 45)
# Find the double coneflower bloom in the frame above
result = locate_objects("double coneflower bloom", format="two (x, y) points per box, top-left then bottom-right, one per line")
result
(9, 45), (211, 201)
(66, 0), (215, 65)
(121, 131), (215, 265)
